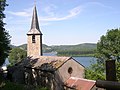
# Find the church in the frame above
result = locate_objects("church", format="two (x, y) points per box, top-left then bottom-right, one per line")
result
(9, 4), (99, 90)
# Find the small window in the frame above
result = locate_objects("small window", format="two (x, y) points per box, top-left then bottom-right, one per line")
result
(32, 35), (35, 43)
(68, 67), (73, 74)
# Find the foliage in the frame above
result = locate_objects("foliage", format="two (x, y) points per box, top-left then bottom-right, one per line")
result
(96, 29), (120, 61)
(1, 81), (25, 90)
(9, 48), (27, 65)
(85, 63), (105, 80)
(36, 87), (49, 90)
(0, 81), (49, 90)
(57, 49), (95, 56)
(17, 44), (53, 53)
(53, 43), (96, 53)
(17, 44), (27, 50)
(0, 0), (11, 66)
(17, 43), (97, 56)
(9, 44), (16, 48)
(116, 62), (120, 81)
(85, 28), (120, 80)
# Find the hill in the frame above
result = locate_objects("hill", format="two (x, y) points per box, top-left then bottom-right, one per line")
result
(17, 44), (52, 52)
(51, 43), (97, 56)
(9, 44), (16, 48)
(51, 43), (96, 51)
(15, 43), (97, 56)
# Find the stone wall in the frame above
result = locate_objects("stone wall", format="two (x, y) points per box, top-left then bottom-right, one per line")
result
(9, 58), (84, 90)
(27, 35), (42, 56)
(58, 58), (84, 82)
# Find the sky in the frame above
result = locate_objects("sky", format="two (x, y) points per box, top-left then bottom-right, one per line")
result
(4, 0), (120, 46)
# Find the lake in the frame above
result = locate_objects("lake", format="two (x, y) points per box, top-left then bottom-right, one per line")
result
(4, 53), (97, 67)
(73, 57), (96, 67)
(43, 52), (97, 67)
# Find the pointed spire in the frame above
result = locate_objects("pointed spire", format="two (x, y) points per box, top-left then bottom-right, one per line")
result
(31, 5), (39, 30)
(27, 5), (42, 35)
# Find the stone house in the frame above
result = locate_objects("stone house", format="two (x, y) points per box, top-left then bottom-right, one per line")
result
(13, 56), (84, 90)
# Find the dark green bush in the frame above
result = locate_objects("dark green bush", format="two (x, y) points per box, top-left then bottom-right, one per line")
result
(1, 81), (25, 90)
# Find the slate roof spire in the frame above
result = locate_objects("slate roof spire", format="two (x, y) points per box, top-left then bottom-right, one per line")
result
(27, 5), (42, 35)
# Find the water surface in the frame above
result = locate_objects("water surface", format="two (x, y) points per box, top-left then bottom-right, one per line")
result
(4, 53), (97, 67)
(43, 52), (97, 67)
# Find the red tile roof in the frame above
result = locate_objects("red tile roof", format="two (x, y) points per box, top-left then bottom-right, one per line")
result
(64, 77), (95, 90)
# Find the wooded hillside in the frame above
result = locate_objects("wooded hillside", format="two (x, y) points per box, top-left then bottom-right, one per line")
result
(10, 43), (97, 56)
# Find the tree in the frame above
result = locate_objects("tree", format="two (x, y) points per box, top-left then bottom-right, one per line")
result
(96, 29), (120, 61)
(85, 28), (120, 80)
(85, 63), (105, 80)
(0, 0), (11, 66)
(9, 48), (27, 65)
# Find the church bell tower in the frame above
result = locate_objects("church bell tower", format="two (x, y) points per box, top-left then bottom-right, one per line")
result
(27, 5), (43, 56)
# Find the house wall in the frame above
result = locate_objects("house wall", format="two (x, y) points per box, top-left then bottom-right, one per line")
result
(57, 58), (84, 82)
(27, 35), (42, 56)
(53, 71), (65, 90)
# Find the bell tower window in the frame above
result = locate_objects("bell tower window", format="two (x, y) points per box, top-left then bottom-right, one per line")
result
(32, 35), (35, 43)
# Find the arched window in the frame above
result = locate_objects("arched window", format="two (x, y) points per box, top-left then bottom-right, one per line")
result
(32, 35), (35, 43)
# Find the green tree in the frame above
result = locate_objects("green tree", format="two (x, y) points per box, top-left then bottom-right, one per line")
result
(85, 63), (105, 80)
(9, 48), (27, 65)
(0, 0), (11, 66)
(85, 28), (120, 80)
(96, 29), (120, 61)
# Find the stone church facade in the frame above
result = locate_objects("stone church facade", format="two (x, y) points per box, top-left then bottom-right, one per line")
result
(9, 4), (85, 90)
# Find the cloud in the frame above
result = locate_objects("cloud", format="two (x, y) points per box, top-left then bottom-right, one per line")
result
(69, 6), (82, 17)
(7, 7), (32, 17)
(39, 2), (115, 22)
(43, 4), (57, 17)
(6, 1), (113, 22)
(40, 5), (82, 21)
(8, 11), (31, 17)
(8, 5), (82, 22)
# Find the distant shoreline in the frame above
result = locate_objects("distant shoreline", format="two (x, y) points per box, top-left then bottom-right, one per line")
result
(43, 52), (95, 57)
(57, 54), (94, 57)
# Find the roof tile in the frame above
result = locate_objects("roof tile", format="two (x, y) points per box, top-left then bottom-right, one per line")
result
(65, 77), (95, 90)
(25, 56), (71, 69)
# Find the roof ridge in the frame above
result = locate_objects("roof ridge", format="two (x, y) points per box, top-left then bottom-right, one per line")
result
(31, 55), (71, 58)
